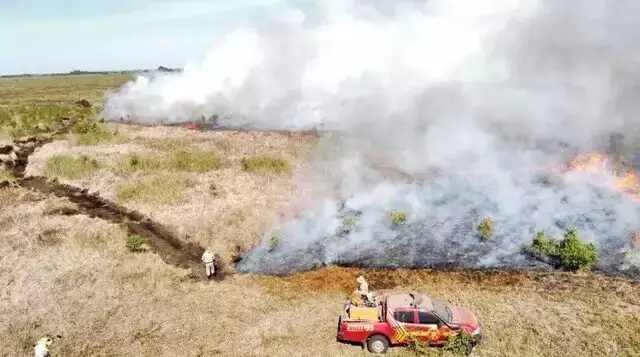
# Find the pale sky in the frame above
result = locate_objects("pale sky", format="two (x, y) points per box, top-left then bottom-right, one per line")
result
(0, 0), (301, 75)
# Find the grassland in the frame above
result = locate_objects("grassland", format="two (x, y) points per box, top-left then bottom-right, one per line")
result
(0, 74), (638, 357)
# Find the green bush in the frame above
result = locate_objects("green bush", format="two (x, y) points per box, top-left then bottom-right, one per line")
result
(269, 235), (280, 252)
(477, 217), (493, 240)
(442, 330), (476, 355)
(388, 211), (408, 225)
(526, 229), (598, 271)
(45, 155), (100, 179)
(241, 155), (291, 174)
(529, 230), (559, 258)
(343, 216), (357, 228)
(125, 234), (150, 253)
(558, 229), (598, 270)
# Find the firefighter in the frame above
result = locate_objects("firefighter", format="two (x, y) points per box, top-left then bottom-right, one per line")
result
(355, 273), (369, 296)
(201, 249), (215, 278)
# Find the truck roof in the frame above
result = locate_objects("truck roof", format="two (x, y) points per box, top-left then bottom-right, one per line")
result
(385, 293), (434, 310)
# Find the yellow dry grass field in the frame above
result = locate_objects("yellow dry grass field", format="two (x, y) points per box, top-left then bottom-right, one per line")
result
(0, 75), (639, 357)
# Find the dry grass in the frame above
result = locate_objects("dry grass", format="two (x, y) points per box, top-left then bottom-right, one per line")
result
(2, 74), (638, 357)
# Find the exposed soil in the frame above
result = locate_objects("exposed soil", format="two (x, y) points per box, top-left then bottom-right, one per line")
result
(0, 124), (225, 281)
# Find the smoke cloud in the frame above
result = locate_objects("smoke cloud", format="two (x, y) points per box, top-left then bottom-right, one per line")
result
(104, 0), (640, 278)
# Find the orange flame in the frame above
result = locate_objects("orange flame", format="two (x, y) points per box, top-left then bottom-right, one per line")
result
(563, 152), (640, 199)
(181, 123), (200, 131)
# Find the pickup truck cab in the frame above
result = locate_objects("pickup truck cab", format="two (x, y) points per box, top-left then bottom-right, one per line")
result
(337, 292), (482, 354)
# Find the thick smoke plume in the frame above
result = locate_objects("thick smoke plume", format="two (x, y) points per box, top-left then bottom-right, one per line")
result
(104, 0), (640, 278)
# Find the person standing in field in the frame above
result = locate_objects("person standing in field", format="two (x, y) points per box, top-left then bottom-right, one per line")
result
(201, 249), (215, 278)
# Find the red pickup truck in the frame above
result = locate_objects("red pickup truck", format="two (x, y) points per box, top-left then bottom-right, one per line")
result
(337, 292), (482, 354)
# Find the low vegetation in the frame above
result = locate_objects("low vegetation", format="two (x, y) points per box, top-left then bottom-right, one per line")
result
(477, 217), (494, 240)
(115, 174), (195, 205)
(0, 169), (15, 184)
(116, 153), (162, 173)
(117, 150), (222, 174)
(125, 234), (150, 252)
(208, 182), (221, 197)
(71, 119), (119, 145)
(241, 155), (291, 174)
(527, 229), (599, 271)
(408, 331), (475, 356)
(269, 235), (280, 252)
(0, 104), (81, 139)
(44, 155), (100, 179)
(166, 149), (223, 172)
(342, 216), (357, 229)
(388, 211), (408, 225)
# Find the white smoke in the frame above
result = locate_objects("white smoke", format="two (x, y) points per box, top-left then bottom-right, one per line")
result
(103, 0), (640, 277)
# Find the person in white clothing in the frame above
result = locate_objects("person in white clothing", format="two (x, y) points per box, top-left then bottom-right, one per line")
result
(201, 250), (215, 278)
(34, 337), (52, 357)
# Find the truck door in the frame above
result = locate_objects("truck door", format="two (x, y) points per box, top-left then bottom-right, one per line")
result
(416, 310), (450, 344)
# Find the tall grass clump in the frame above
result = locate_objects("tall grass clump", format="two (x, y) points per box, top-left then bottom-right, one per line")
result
(45, 155), (100, 179)
(241, 155), (291, 174)
(166, 149), (223, 172)
(115, 174), (194, 205)
(72, 118), (119, 145)
(116, 153), (162, 173)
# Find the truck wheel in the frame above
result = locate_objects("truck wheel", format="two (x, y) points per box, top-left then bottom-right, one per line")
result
(367, 335), (389, 354)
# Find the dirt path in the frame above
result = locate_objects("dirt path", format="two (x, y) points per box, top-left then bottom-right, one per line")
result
(1, 126), (223, 281)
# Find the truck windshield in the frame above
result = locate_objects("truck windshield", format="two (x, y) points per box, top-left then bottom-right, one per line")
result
(432, 299), (452, 323)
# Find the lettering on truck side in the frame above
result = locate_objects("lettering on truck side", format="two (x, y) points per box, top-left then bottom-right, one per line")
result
(346, 323), (375, 332)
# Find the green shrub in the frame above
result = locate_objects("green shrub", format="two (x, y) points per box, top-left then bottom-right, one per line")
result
(167, 149), (222, 172)
(558, 229), (598, 270)
(477, 217), (493, 240)
(408, 331), (476, 356)
(241, 155), (291, 174)
(125, 234), (150, 253)
(343, 216), (357, 228)
(388, 211), (408, 225)
(45, 155), (100, 179)
(526, 229), (598, 271)
(529, 230), (559, 258)
(269, 235), (280, 252)
(442, 330), (476, 355)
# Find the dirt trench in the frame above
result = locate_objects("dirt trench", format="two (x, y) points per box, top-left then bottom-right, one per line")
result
(1, 127), (225, 281)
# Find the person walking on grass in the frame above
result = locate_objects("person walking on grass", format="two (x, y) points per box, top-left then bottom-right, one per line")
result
(201, 249), (215, 278)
